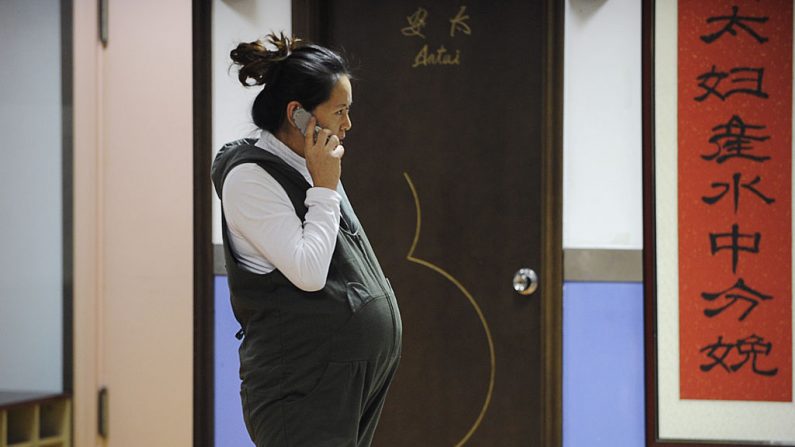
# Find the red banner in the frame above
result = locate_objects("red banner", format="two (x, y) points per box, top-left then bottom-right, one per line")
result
(678, 0), (792, 401)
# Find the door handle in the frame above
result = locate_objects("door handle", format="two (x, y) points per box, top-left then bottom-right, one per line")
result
(512, 268), (539, 296)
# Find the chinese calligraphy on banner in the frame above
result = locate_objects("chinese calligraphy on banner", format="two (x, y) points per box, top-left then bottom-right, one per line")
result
(678, 0), (793, 401)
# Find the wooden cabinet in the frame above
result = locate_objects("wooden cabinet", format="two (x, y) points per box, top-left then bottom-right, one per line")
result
(1, 398), (70, 447)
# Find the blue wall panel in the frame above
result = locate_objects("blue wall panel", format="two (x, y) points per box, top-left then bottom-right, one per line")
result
(214, 275), (254, 447)
(563, 282), (645, 447)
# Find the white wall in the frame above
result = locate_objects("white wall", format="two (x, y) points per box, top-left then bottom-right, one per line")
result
(212, 0), (292, 245)
(0, 0), (63, 393)
(563, 0), (642, 250)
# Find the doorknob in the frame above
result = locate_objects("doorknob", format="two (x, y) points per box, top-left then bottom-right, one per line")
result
(512, 268), (538, 296)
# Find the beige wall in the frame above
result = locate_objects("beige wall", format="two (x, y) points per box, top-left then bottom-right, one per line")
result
(73, 0), (194, 445)
(73, 0), (100, 444)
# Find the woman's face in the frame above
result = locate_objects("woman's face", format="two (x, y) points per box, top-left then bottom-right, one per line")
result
(312, 75), (353, 141)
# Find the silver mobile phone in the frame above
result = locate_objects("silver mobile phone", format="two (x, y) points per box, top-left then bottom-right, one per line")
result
(292, 107), (322, 138)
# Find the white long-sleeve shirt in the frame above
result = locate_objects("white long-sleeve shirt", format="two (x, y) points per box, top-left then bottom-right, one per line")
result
(221, 131), (342, 291)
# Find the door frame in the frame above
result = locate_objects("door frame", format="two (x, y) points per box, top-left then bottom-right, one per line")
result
(191, 0), (563, 444)
(193, 0), (214, 446)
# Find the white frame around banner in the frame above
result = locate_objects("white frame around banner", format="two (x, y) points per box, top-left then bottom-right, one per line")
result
(646, 0), (795, 445)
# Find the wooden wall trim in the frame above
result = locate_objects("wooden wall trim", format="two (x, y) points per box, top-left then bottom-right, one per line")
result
(541, 0), (564, 445)
(642, 0), (660, 445)
(564, 249), (643, 282)
(193, 0), (214, 446)
(61, 0), (75, 399)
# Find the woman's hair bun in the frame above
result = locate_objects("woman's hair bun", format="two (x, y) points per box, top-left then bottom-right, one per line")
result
(230, 32), (305, 87)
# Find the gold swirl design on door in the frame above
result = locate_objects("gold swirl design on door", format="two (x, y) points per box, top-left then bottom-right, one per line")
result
(403, 172), (496, 446)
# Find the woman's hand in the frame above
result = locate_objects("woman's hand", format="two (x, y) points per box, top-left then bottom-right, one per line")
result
(304, 116), (345, 190)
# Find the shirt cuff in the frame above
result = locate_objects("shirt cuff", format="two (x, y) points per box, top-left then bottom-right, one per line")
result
(305, 186), (342, 205)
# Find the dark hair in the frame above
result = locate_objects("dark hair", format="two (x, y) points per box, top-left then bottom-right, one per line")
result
(230, 32), (351, 133)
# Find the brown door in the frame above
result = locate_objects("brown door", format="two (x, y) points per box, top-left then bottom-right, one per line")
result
(296, 1), (562, 445)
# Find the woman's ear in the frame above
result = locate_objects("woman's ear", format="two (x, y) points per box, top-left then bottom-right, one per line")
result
(286, 101), (302, 128)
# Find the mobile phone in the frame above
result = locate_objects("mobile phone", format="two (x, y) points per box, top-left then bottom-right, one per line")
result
(292, 107), (321, 138)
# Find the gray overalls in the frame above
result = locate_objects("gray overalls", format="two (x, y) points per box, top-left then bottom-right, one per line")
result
(212, 139), (402, 447)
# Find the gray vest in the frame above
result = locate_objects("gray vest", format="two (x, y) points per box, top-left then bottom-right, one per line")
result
(211, 138), (401, 393)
